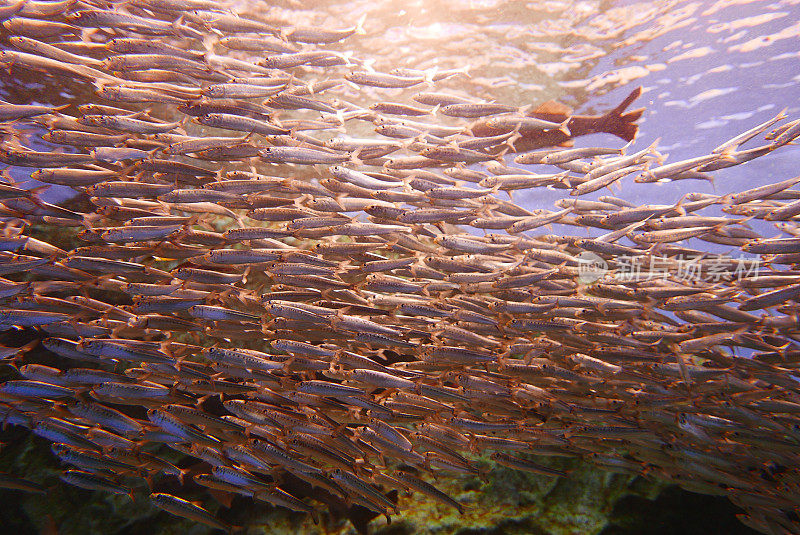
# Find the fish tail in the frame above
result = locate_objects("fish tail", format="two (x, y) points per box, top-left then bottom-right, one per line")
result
(354, 13), (368, 35)
(201, 32), (217, 53)
(601, 86), (644, 142)
(556, 117), (571, 136)
(348, 146), (365, 167)
(611, 86), (643, 116)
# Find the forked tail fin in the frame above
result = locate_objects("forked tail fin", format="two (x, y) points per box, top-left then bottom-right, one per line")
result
(524, 85), (644, 143)
(603, 86), (644, 142)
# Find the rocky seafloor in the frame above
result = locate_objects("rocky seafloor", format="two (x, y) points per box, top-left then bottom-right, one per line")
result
(0, 425), (760, 535)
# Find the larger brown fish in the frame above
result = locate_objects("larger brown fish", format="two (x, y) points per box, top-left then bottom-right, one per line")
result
(470, 86), (643, 151)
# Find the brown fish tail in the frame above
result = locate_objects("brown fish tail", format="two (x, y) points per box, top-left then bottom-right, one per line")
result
(611, 86), (643, 117)
(599, 86), (643, 142)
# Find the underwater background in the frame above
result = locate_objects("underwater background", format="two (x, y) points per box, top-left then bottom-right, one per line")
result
(1, 0), (800, 533)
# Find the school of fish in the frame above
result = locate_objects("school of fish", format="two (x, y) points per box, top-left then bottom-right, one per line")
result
(0, 1), (800, 533)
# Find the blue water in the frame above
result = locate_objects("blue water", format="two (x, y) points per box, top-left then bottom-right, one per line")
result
(3, 0), (800, 222)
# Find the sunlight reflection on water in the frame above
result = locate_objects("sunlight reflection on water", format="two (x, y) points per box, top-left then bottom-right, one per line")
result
(2, 0), (799, 215)
(256, 0), (800, 206)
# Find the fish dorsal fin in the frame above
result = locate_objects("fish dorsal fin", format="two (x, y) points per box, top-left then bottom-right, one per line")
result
(528, 100), (573, 117)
